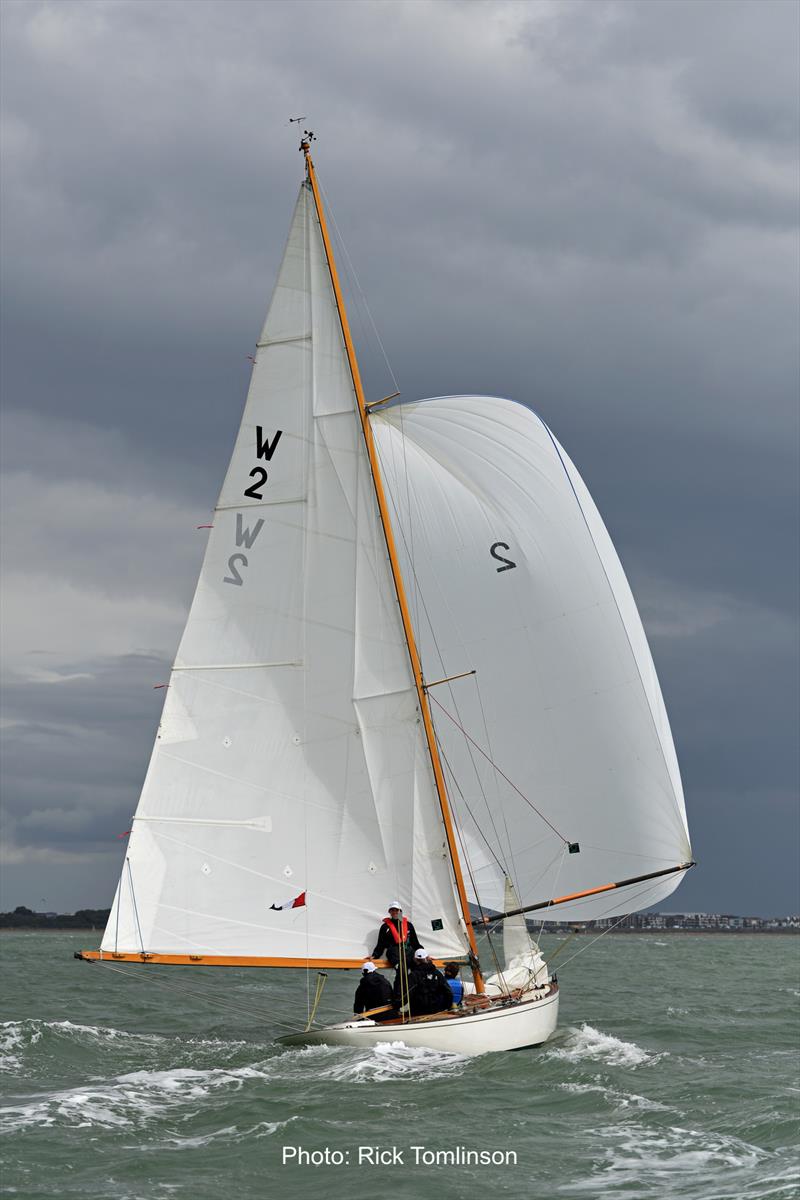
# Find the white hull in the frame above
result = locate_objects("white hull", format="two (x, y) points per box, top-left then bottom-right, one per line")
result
(277, 984), (559, 1056)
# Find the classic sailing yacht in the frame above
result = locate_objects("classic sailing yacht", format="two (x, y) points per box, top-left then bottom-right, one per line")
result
(77, 139), (693, 1055)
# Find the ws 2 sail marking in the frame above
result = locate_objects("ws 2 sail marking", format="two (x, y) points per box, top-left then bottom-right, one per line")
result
(490, 542), (517, 573)
(223, 426), (282, 586)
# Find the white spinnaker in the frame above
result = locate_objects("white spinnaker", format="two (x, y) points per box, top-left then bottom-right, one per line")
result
(373, 396), (691, 921)
(102, 187), (466, 961)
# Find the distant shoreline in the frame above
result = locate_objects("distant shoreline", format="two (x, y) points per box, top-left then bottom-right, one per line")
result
(0, 927), (102, 933)
(1, 926), (796, 936)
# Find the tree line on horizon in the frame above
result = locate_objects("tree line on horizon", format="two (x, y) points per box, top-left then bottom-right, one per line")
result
(0, 906), (111, 929)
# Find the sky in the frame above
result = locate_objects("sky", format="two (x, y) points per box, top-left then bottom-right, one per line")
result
(1, 0), (798, 917)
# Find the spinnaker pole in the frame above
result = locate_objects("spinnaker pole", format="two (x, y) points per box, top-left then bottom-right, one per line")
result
(491, 862), (697, 921)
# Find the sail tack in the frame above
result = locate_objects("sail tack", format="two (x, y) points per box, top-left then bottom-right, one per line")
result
(373, 396), (692, 921)
(102, 187), (467, 963)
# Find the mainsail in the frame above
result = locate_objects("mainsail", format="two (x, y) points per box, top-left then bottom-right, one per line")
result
(373, 396), (692, 921)
(101, 184), (467, 964)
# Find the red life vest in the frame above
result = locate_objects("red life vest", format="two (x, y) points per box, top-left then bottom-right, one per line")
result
(383, 916), (409, 944)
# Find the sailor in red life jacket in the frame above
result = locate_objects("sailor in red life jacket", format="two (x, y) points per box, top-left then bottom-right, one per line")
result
(370, 902), (421, 968)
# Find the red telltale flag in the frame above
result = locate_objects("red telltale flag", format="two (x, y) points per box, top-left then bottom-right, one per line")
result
(270, 891), (306, 911)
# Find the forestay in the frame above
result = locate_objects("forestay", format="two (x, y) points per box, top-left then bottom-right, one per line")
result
(373, 396), (691, 920)
(102, 187), (466, 962)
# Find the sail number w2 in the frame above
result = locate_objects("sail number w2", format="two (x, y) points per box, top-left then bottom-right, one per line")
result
(223, 426), (282, 586)
(490, 542), (517, 573)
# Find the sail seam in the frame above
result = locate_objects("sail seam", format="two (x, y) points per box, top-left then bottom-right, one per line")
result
(215, 499), (306, 511)
(171, 661), (302, 671)
(134, 815), (272, 831)
(256, 333), (312, 346)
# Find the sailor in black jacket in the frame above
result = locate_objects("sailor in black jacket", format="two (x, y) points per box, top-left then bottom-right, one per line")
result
(393, 948), (454, 1017)
(370, 901), (421, 968)
(353, 962), (394, 1021)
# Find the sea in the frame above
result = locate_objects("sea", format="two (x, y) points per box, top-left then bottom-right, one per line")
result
(1, 931), (797, 1200)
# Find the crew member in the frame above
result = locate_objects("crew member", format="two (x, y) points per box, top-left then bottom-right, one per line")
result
(443, 962), (464, 1007)
(393, 948), (453, 1017)
(353, 962), (394, 1021)
(370, 901), (421, 968)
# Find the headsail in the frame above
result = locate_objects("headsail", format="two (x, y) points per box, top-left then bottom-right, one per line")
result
(501, 877), (533, 965)
(373, 395), (691, 921)
(100, 188), (467, 964)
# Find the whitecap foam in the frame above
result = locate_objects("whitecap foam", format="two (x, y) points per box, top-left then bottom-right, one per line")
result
(336, 1040), (468, 1082)
(602, 1122), (767, 1173)
(0, 1061), (275, 1134)
(275, 1040), (468, 1083)
(548, 1024), (661, 1068)
(148, 1116), (298, 1150)
(562, 1122), (776, 1196)
(0, 1021), (42, 1072)
(560, 1082), (671, 1112)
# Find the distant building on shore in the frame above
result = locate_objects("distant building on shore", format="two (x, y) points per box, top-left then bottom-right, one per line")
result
(535, 911), (800, 934)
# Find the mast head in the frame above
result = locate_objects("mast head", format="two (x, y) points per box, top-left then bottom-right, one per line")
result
(289, 117), (316, 160)
(300, 129), (316, 162)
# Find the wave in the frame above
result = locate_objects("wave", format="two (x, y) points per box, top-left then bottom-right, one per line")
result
(548, 1024), (661, 1068)
(560, 1121), (796, 1199)
(0, 1018), (166, 1075)
(560, 1081), (672, 1112)
(149, 1118), (298, 1150)
(0, 1062), (276, 1134)
(273, 1040), (469, 1083)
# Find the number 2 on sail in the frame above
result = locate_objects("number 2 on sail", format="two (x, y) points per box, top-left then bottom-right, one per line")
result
(490, 541), (516, 572)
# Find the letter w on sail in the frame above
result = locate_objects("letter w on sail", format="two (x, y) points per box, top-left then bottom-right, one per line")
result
(256, 427), (283, 460)
(235, 512), (264, 550)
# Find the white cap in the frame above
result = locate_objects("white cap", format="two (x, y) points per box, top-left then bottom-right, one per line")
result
(388, 901), (402, 911)
(414, 948), (427, 960)
(362, 961), (376, 973)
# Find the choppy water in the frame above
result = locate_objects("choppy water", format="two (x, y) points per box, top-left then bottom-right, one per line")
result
(1, 932), (798, 1198)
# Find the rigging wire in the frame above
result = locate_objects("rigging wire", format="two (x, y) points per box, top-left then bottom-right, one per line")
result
(438, 741), (508, 877)
(472, 677), (519, 897)
(317, 177), (400, 395)
(126, 859), (145, 956)
(429, 692), (570, 844)
(534, 843), (570, 949)
(302, 207), (312, 1029)
(438, 745), (506, 984)
(91, 961), (307, 1034)
(545, 877), (673, 974)
(370, 428), (519, 879)
(305, 972), (328, 1031)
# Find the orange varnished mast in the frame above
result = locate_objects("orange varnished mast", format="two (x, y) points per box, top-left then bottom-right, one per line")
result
(303, 143), (485, 992)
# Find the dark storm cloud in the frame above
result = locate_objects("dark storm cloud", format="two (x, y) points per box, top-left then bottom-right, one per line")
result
(1, 0), (797, 914)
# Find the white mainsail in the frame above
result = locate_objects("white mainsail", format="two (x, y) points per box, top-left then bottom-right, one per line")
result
(102, 186), (467, 963)
(373, 395), (691, 921)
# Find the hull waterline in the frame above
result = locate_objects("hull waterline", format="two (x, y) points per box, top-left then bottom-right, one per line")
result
(277, 985), (559, 1056)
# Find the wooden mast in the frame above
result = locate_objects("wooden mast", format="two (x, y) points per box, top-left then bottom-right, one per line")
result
(302, 141), (485, 992)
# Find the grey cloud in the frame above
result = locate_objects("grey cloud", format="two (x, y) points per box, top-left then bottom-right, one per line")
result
(1, 0), (797, 914)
